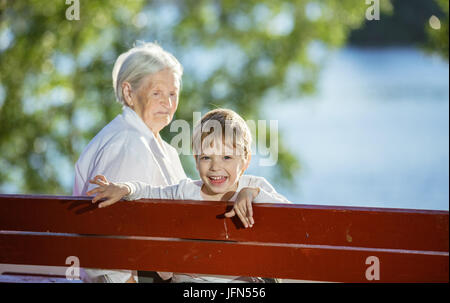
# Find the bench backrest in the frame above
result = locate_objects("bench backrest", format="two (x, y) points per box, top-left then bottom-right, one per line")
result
(0, 194), (448, 282)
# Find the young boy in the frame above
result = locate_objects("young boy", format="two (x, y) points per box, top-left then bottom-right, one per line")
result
(87, 108), (291, 282)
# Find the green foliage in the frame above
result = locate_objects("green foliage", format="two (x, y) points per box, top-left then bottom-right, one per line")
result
(0, 0), (376, 194)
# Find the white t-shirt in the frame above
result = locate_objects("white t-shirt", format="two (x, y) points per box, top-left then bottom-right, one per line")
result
(73, 106), (187, 283)
(123, 175), (291, 283)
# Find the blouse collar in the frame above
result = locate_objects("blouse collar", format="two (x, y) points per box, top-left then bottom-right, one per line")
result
(122, 106), (167, 158)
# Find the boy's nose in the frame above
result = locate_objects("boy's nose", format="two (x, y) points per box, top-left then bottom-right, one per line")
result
(210, 159), (221, 171)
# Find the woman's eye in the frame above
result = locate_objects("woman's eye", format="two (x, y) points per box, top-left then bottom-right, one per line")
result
(224, 156), (232, 160)
(200, 156), (210, 160)
(152, 91), (160, 96)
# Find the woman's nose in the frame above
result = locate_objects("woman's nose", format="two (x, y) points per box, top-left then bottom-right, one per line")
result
(161, 94), (172, 107)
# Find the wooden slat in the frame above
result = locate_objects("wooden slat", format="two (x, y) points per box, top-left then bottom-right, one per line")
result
(0, 194), (448, 252)
(0, 233), (447, 282)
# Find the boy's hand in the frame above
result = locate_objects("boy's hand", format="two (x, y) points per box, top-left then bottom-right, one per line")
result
(86, 175), (130, 208)
(224, 187), (260, 228)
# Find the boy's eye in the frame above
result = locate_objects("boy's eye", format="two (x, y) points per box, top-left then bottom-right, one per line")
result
(224, 156), (232, 160)
(200, 156), (210, 160)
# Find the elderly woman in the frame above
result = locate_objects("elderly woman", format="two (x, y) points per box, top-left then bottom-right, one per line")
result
(73, 43), (186, 283)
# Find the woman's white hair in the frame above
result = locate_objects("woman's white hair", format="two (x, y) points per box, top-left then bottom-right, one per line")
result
(112, 41), (183, 105)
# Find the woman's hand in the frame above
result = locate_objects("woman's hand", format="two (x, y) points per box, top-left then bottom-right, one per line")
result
(86, 175), (130, 208)
(224, 187), (260, 228)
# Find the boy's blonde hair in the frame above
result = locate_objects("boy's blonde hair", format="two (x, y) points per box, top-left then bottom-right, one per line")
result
(192, 109), (252, 159)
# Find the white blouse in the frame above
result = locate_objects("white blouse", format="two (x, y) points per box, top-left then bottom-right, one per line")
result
(123, 175), (291, 283)
(73, 106), (187, 283)
(73, 106), (186, 196)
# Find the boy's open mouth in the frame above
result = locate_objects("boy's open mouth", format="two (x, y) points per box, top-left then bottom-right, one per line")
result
(208, 176), (227, 185)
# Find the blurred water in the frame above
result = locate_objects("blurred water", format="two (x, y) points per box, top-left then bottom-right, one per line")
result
(249, 47), (449, 210)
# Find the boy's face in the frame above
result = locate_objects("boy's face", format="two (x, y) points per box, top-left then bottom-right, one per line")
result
(196, 140), (249, 197)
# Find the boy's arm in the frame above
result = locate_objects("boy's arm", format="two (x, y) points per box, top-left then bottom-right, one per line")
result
(122, 180), (181, 201)
(87, 175), (183, 208)
(252, 176), (292, 204)
(87, 175), (131, 208)
(224, 176), (291, 228)
(253, 187), (292, 204)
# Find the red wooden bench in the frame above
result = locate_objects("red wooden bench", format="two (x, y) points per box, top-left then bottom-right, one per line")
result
(0, 194), (448, 282)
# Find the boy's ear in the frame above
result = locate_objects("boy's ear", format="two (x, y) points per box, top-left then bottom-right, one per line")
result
(241, 153), (251, 174)
(194, 155), (199, 170)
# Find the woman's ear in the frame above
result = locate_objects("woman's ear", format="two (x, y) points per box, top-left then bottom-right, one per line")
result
(122, 82), (134, 107)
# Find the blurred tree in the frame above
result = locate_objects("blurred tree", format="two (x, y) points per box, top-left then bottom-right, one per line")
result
(424, 0), (448, 59)
(349, 0), (448, 60)
(0, 0), (381, 194)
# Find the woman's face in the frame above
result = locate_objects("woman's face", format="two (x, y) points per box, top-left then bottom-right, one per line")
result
(128, 68), (179, 135)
